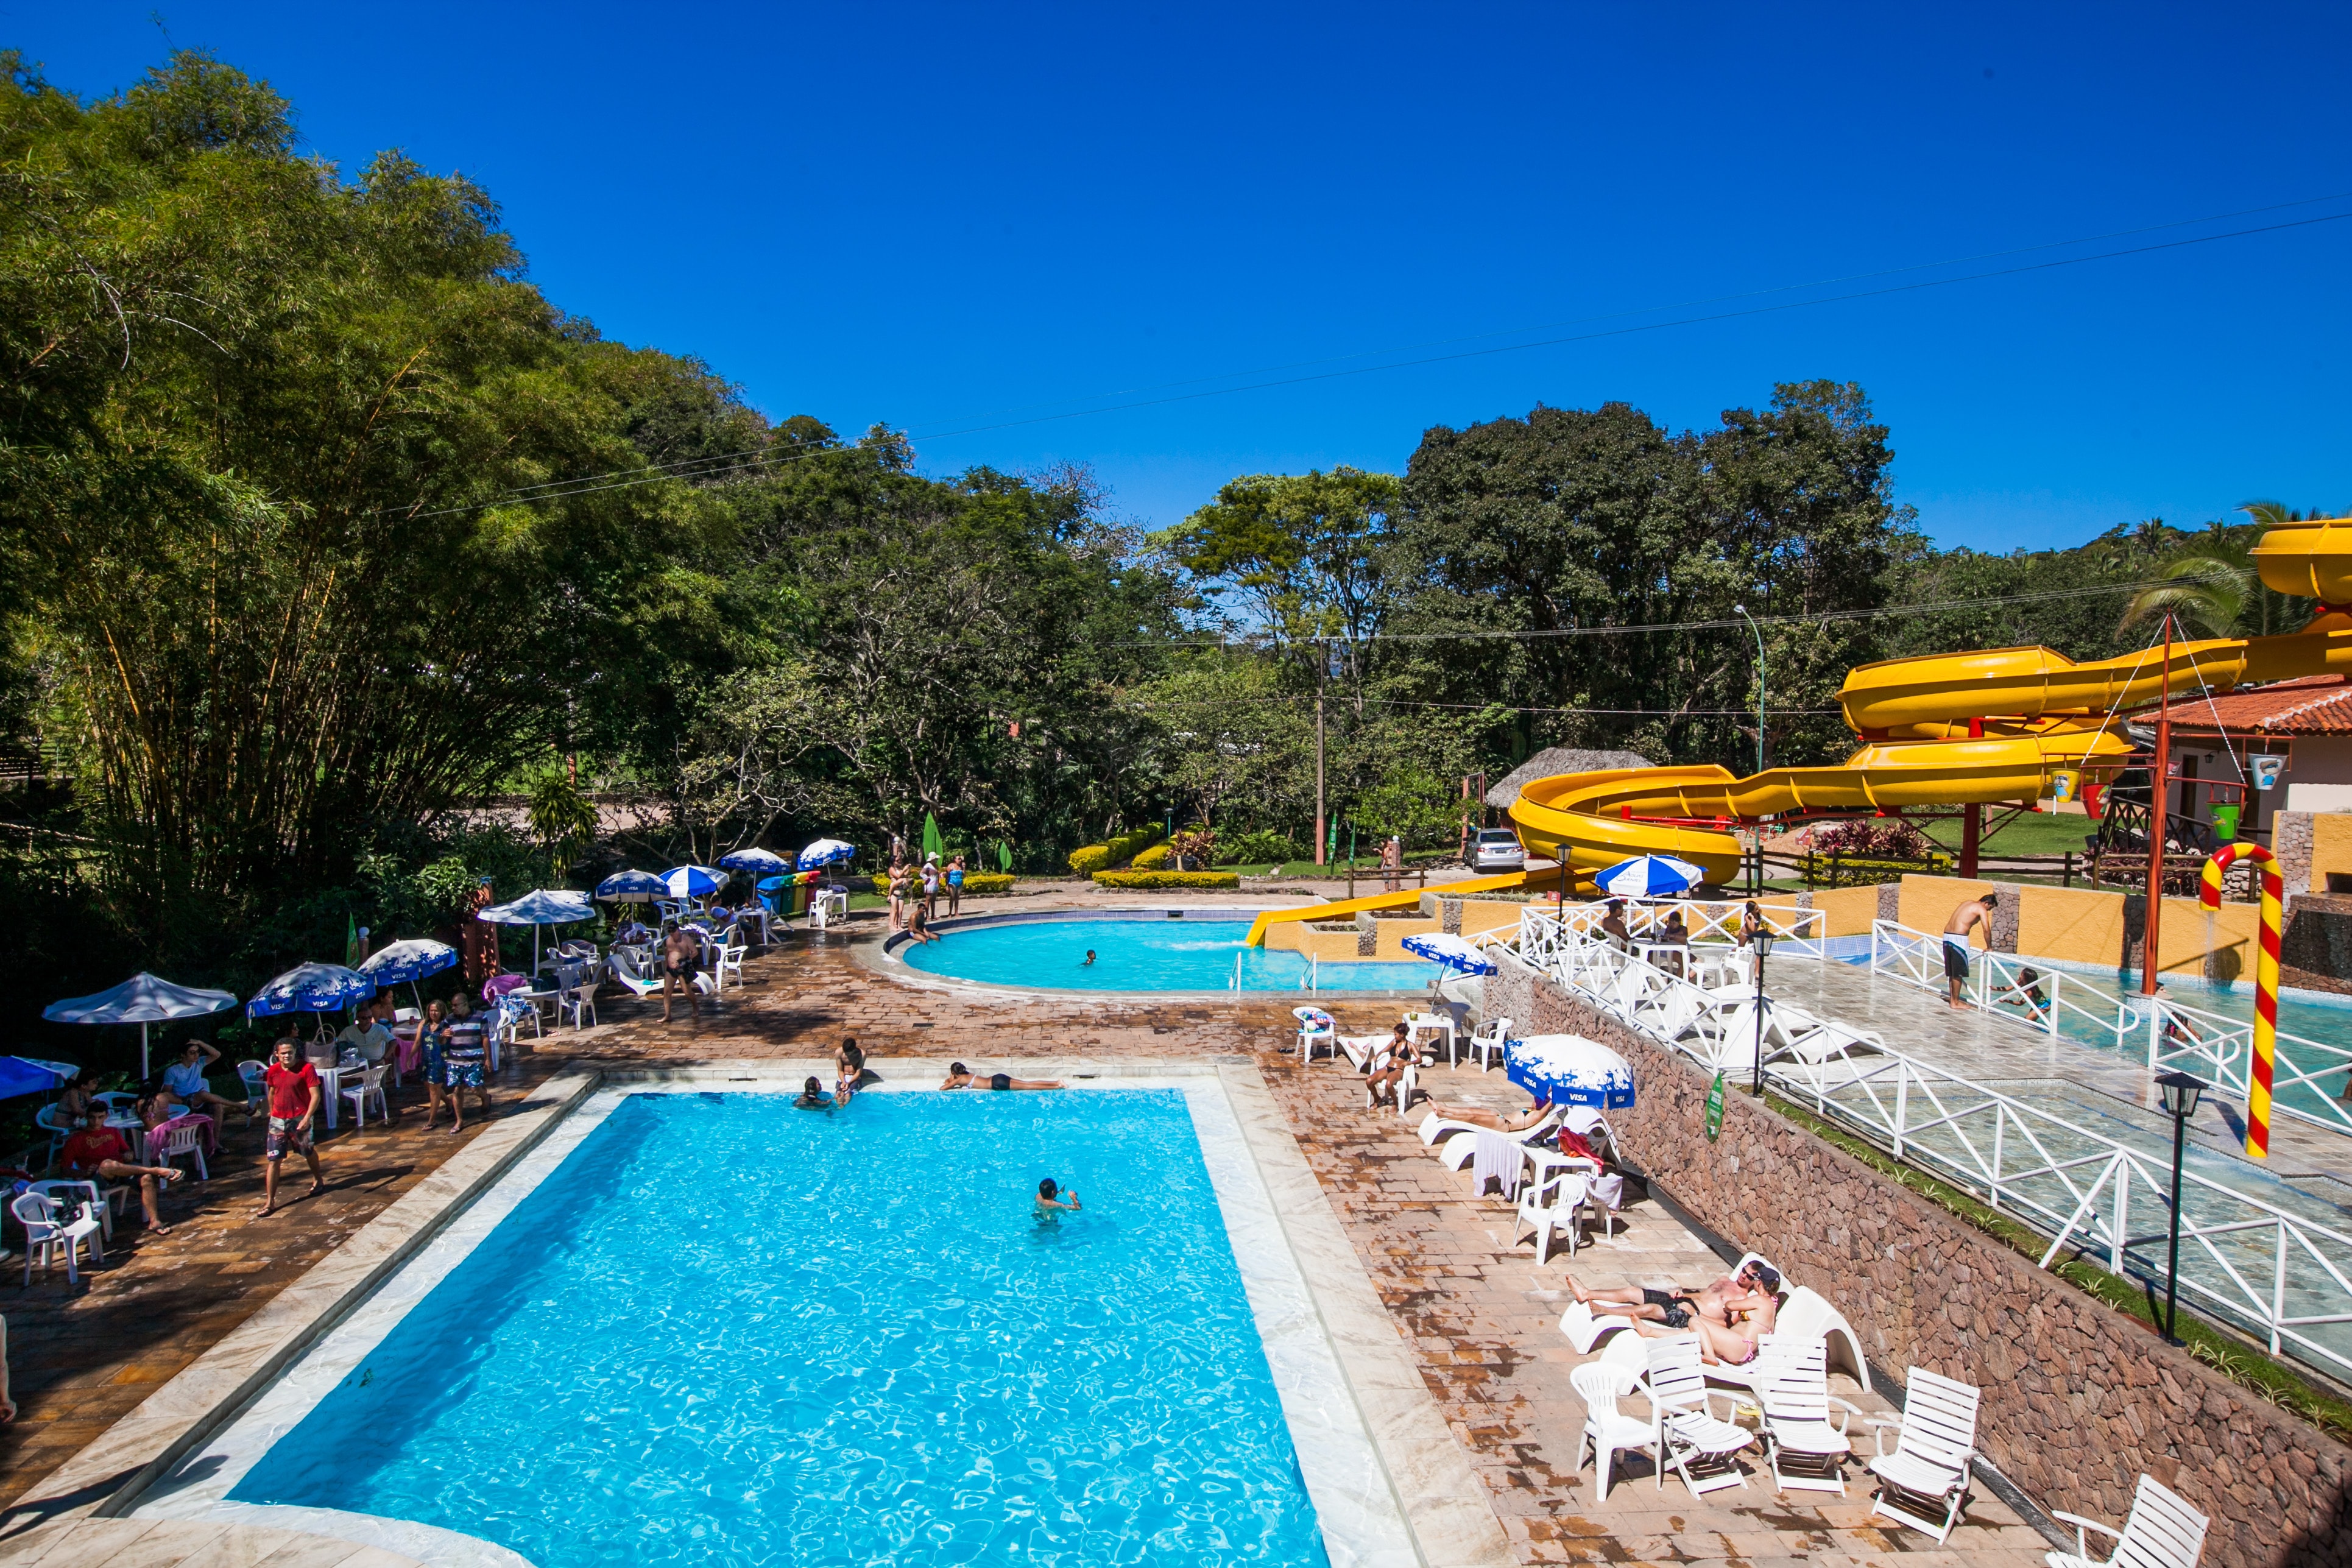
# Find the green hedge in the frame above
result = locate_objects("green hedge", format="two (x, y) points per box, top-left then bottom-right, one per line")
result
(1132, 843), (1172, 870)
(1067, 826), (1165, 877)
(1092, 869), (1239, 890)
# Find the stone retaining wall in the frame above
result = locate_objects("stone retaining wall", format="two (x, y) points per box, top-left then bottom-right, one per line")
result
(1488, 957), (2352, 1568)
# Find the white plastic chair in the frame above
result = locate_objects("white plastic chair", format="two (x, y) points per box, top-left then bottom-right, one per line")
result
(2047, 1473), (2209, 1568)
(715, 942), (747, 991)
(1515, 1173), (1591, 1263)
(1571, 1361), (1653, 1502)
(32, 1103), (72, 1160)
(1466, 1015), (1511, 1072)
(13, 1191), (102, 1285)
(27, 1179), (118, 1245)
(1645, 1334), (1755, 1497)
(338, 1065), (389, 1129)
(152, 1117), (210, 1182)
(1704, 1284), (1868, 1393)
(558, 978), (598, 1029)
(1754, 1337), (1858, 1494)
(1559, 1298), (1640, 1357)
(1865, 1366), (1981, 1542)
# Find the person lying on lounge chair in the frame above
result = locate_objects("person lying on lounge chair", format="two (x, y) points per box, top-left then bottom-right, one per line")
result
(941, 1061), (1064, 1091)
(1567, 1260), (1780, 1332)
(1421, 1089), (1553, 1134)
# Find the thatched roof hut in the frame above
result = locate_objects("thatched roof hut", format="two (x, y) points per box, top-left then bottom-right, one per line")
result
(1484, 748), (1653, 810)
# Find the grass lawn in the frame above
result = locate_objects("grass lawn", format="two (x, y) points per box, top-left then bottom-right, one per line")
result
(1916, 807), (2099, 858)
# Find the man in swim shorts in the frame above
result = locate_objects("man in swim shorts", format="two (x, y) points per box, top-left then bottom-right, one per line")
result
(1942, 892), (1996, 1009)
(662, 927), (702, 1022)
(1035, 1177), (1081, 1213)
(1569, 1260), (1781, 1336)
(940, 1061), (1064, 1091)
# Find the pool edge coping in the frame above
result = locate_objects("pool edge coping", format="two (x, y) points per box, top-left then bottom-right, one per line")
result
(1, 1066), (604, 1546)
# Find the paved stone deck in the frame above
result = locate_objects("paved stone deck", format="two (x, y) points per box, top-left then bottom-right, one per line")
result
(2, 913), (2057, 1566)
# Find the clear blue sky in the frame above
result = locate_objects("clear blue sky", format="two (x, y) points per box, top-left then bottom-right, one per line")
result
(14, 2), (2351, 550)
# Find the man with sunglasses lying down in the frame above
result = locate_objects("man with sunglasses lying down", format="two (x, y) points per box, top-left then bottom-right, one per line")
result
(1568, 1259), (1782, 1365)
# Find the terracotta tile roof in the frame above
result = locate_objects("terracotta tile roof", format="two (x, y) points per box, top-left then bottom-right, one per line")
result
(2162, 674), (2352, 735)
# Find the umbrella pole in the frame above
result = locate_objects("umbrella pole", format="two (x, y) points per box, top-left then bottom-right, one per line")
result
(141, 1020), (149, 1079)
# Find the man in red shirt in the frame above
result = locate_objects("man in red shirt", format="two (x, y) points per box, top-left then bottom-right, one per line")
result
(260, 1037), (326, 1218)
(59, 1104), (184, 1234)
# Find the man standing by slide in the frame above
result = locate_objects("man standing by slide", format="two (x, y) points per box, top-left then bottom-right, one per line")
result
(1943, 892), (1997, 1009)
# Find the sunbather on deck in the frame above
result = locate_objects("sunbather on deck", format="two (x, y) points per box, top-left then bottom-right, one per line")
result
(941, 1062), (1064, 1091)
(1421, 1091), (1552, 1134)
(1568, 1261), (1781, 1333)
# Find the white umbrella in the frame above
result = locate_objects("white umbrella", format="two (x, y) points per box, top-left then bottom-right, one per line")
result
(1594, 855), (1704, 899)
(1400, 932), (1499, 976)
(718, 846), (791, 875)
(797, 838), (856, 871)
(480, 889), (598, 973)
(1504, 1034), (1635, 1109)
(44, 972), (239, 1078)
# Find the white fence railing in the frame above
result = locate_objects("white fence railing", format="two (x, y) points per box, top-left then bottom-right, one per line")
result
(1503, 909), (2352, 1380)
(1869, 919), (2352, 1143)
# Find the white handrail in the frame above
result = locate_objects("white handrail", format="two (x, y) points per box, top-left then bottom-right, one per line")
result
(1502, 908), (2352, 1380)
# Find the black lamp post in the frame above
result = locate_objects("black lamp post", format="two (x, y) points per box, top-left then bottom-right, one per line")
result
(1750, 927), (1776, 1097)
(2154, 1068), (2209, 1344)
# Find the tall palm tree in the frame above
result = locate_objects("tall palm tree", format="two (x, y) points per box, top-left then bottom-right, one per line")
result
(2117, 556), (2250, 640)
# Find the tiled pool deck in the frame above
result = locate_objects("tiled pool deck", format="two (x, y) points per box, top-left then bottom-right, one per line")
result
(0, 907), (2060, 1567)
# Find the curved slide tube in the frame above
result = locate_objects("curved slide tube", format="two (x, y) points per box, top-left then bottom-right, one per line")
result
(1505, 520), (2352, 891)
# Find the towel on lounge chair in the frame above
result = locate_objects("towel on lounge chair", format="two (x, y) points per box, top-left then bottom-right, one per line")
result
(1472, 1131), (1522, 1199)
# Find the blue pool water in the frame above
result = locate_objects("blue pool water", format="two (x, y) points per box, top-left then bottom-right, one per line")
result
(231, 1090), (1330, 1567)
(899, 914), (1441, 992)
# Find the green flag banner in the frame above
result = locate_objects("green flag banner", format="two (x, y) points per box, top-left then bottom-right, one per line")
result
(1704, 1071), (1726, 1142)
(922, 813), (945, 861)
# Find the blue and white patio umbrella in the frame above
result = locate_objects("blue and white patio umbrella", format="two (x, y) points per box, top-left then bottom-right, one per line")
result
(46, 972), (239, 1076)
(481, 889), (599, 973)
(595, 869), (666, 903)
(358, 938), (458, 986)
(1505, 1034), (1636, 1110)
(1593, 854), (1704, 899)
(249, 961), (376, 1022)
(1400, 932), (1499, 976)
(718, 846), (791, 876)
(659, 866), (729, 900)
(797, 838), (856, 871)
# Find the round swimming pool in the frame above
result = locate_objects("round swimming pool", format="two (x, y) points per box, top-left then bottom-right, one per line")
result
(892, 910), (1443, 993)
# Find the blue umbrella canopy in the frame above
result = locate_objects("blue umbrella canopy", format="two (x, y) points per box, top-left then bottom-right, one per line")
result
(1594, 855), (1703, 899)
(480, 889), (598, 925)
(797, 838), (856, 871)
(718, 846), (790, 875)
(595, 869), (666, 903)
(659, 866), (728, 899)
(249, 962), (376, 1019)
(1505, 1034), (1636, 1109)
(358, 938), (458, 986)
(1400, 933), (1497, 976)
(0, 1056), (63, 1100)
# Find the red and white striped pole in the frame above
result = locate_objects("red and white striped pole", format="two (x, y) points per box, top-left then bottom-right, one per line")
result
(2200, 844), (2280, 1159)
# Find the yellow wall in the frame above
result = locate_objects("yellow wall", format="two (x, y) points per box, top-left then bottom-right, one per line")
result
(1266, 925), (1363, 961)
(1808, 886), (1882, 938)
(1899, 875), (1997, 945)
(1458, 899), (1523, 936)
(1372, 916), (1442, 958)
(2015, 886), (2129, 968)
(2155, 896), (2258, 978)
(2311, 814), (2352, 893)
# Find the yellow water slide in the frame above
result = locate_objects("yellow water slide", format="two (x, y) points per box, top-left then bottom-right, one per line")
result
(1505, 516), (2352, 888)
(1241, 518), (2352, 944)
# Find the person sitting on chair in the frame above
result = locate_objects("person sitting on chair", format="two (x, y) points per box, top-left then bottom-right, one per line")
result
(1366, 1023), (1420, 1109)
(61, 1104), (184, 1234)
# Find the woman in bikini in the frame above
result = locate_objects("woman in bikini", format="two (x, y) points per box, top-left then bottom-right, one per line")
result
(939, 1061), (1064, 1091)
(1365, 1023), (1420, 1109)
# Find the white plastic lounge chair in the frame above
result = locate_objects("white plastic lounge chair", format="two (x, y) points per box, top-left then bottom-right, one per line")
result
(1571, 1362), (1653, 1502)
(1865, 1366), (1981, 1542)
(337, 1065), (389, 1130)
(1515, 1173), (1591, 1263)
(1559, 1298), (1640, 1356)
(609, 950), (662, 998)
(13, 1190), (102, 1285)
(1754, 1337), (1858, 1494)
(2046, 1473), (2209, 1568)
(1644, 1334), (1755, 1496)
(1432, 1106), (1566, 1171)
(1336, 1033), (1390, 1073)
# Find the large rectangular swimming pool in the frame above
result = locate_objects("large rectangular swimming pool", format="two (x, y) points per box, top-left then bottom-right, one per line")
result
(216, 1088), (1334, 1566)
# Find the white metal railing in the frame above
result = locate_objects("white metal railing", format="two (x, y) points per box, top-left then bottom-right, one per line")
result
(1870, 919), (2352, 1143)
(1501, 909), (2352, 1380)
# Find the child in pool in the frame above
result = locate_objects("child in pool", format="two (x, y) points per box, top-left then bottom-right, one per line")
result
(1036, 1177), (1081, 1213)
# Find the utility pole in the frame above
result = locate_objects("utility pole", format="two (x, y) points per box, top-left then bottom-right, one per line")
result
(2142, 615), (2177, 996)
(1734, 603), (1767, 775)
(1315, 641), (1327, 867)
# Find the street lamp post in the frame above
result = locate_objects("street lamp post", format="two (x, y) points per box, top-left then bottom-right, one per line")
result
(1750, 926), (1776, 1097)
(2154, 1069), (2210, 1344)
(1733, 603), (1767, 775)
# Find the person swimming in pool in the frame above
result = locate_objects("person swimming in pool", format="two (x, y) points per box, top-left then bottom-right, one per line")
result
(940, 1061), (1065, 1091)
(1035, 1177), (1082, 1213)
(1082, 949), (1096, 966)
(794, 1075), (835, 1111)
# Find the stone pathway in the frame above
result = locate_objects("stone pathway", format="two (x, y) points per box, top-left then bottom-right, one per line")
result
(2, 917), (2060, 1565)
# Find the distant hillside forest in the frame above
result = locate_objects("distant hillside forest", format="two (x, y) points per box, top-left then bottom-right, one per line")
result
(0, 48), (2334, 1015)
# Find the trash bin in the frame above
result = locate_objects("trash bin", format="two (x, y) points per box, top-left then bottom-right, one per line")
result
(2211, 804), (2241, 842)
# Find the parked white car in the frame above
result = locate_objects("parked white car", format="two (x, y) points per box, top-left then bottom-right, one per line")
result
(1472, 828), (1525, 871)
